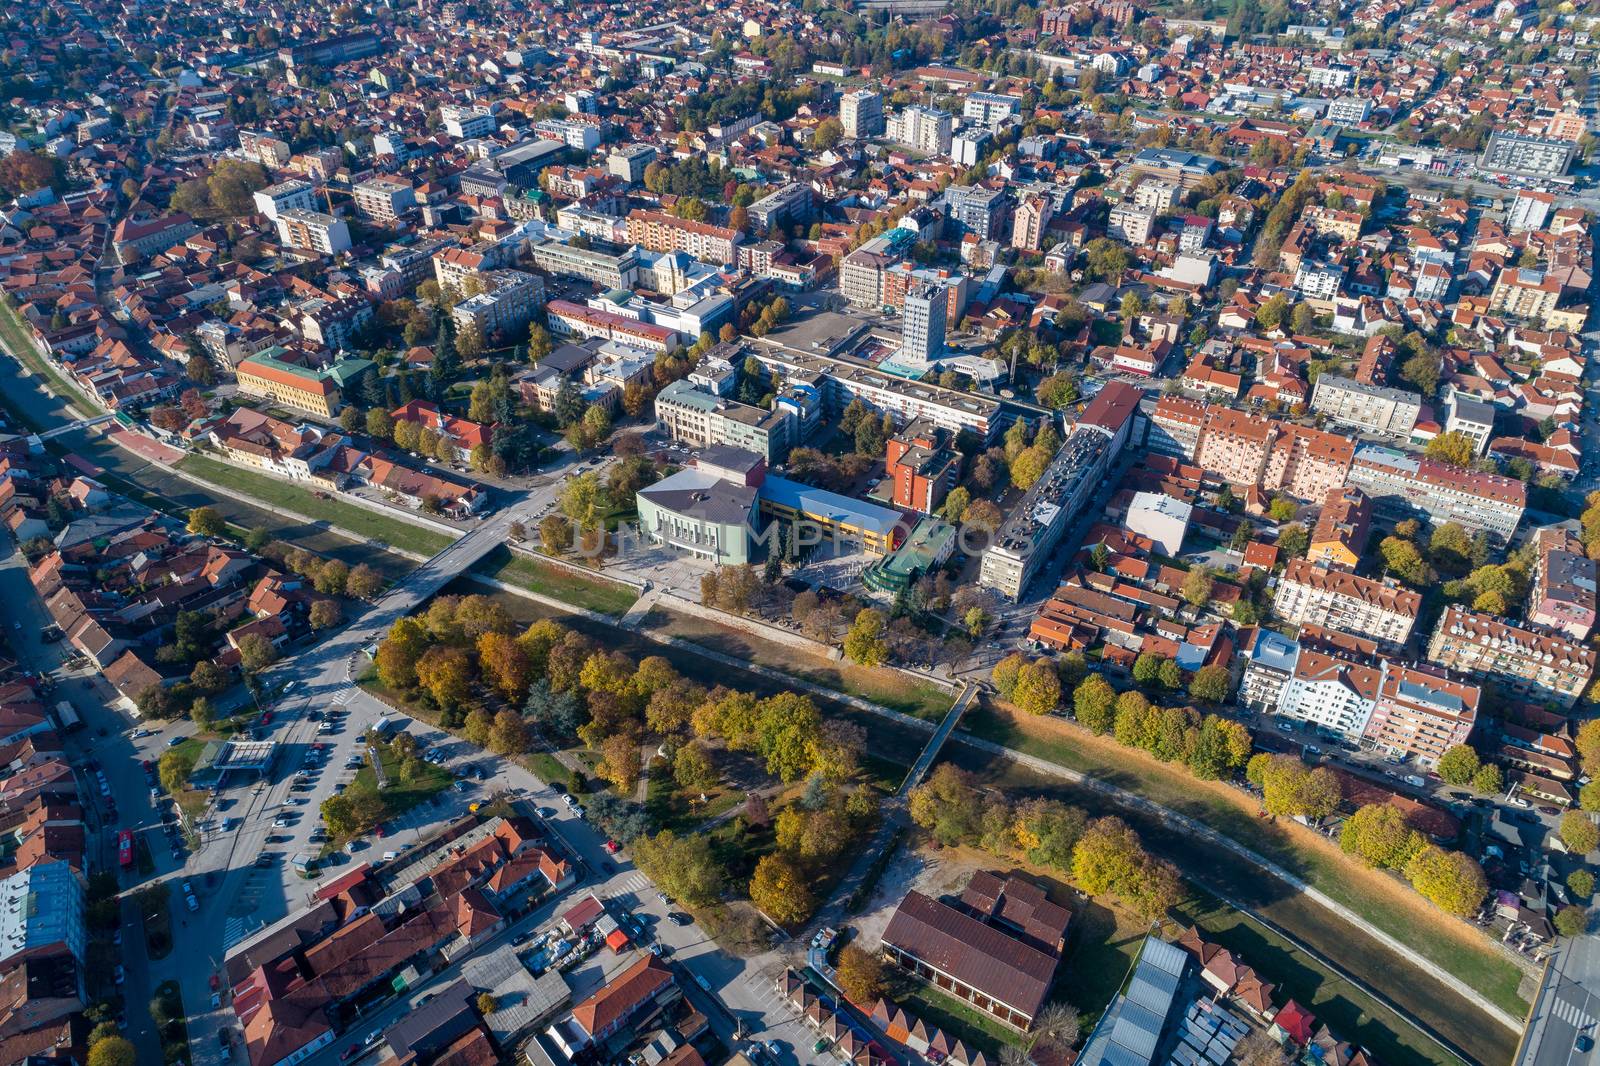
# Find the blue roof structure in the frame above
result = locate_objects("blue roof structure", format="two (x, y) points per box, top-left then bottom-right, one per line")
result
(1249, 627), (1300, 673)
(760, 475), (905, 536)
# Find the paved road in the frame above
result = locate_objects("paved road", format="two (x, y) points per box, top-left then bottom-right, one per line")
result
(1518, 933), (1600, 1066)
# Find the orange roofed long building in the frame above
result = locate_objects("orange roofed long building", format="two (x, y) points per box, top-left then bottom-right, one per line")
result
(1272, 559), (1421, 649)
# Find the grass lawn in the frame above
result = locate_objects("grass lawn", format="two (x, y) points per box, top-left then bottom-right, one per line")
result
(644, 606), (954, 720)
(0, 303), (99, 419)
(1182, 893), (1470, 1066)
(645, 770), (742, 834)
(178, 454), (455, 557)
(953, 710), (1522, 1065)
(475, 546), (639, 616)
(526, 751), (573, 791)
(893, 979), (1017, 1059)
(1055, 898), (1147, 1028)
(355, 741), (453, 817)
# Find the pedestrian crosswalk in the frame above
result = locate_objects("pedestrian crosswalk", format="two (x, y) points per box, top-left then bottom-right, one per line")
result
(222, 914), (265, 951)
(331, 688), (356, 706)
(1553, 995), (1596, 1028)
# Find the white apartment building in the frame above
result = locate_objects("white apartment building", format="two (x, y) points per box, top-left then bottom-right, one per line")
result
(1108, 203), (1156, 246)
(1310, 374), (1422, 438)
(441, 104), (496, 139)
(1276, 651), (1380, 739)
(962, 92), (1020, 128)
(1130, 179), (1181, 213)
(352, 177), (417, 223)
(1272, 558), (1421, 648)
(275, 208), (351, 257)
(252, 179), (316, 222)
(841, 89), (885, 139)
(888, 105), (954, 157)
(451, 269), (546, 339)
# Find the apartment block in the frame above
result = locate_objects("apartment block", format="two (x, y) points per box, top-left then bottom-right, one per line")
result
(1362, 665), (1479, 768)
(841, 89), (885, 139)
(529, 239), (641, 289)
(1272, 559), (1421, 648)
(1527, 526), (1598, 641)
(1488, 267), (1563, 322)
(980, 383), (1139, 600)
(749, 183), (815, 232)
(1277, 649), (1380, 740)
(1308, 486), (1371, 569)
(1347, 444), (1526, 543)
(885, 420), (961, 514)
(252, 179), (316, 222)
(1309, 374), (1421, 438)
(451, 269), (545, 339)
(1011, 194), (1053, 252)
(1194, 407), (1274, 487)
(351, 177), (417, 223)
(1427, 604), (1595, 708)
(1147, 396), (1205, 459)
(625, 210), (741, 265)
(1261, 424), (1354, 502)
(887, 105), (954, 156)
(274, 208), (352, 257)
(1107, 202), (1156, 246)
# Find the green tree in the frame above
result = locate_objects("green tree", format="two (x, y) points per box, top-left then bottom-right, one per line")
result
(1436, 745), (1481, 786)
(1472, 763), (1503, 794)
(1012, 659), (1062, 715)
(1570, 869), (1596, 898)
(1561, 812), (1599, 855)
(843, 608), (890, 666)
(1556, 905), (1589, 938)
(1339, 803), (1425, 869)
(1073, 674), (1117, 733)
(187, 505), (226, 538)
(1403, 845), (1487, 917)
(1188, 664), (1231, 704)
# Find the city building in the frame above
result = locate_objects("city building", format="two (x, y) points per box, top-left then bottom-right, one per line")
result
(758, 475), (906, 556)
(1480, 131), (1577, 177)
(748, 183), (814, 232)
(111, 213), (200, 264)
(440, 104), (495, 139)
(451, 269), (545, 339)
(884, 420), (962, 514)
(252, 180), (317, 222)
(901, 283), (947, 361)
(949, 185), (1008, 240)
(1125, 492), (1192, 556)
(636, 467), (759, 565)
(1426, 605), (1595, 709)
(1276, 649), (1380, 740)
(841, 89), (885, 139)
(1011, 194), (1054, 252)
(1272, 559), (1421, 648)
(1307, 486), (1371, 569)
(529, 239), (641, 290)
(1527, 526), (1598, 641)
(0, 860), (84, 970)
(274, 208), (352, 257)
(1445, 396), (1496, 456)
(1347, 444), (1526, 543)
(654, 379), (793, 462)
(607, 144), (658, 184)
(888, 105), (954, 156)
(980, 383), (1139, 599)
(1309, 375), (1421, 438)
(880, 873), (1068, 1032)
(546, 299), (679, 353)
(1194, 407), (1275, 487)
(351, 177), (417, 223)
(234, 349), (370, 417)
(1508, 190), (1556, 234)
(625, 210), (741, 265)
(1363, 665), (1479, 768)
(963, 92), (1021, 127)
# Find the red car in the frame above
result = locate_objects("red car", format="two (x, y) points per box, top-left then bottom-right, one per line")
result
(604, 840), (620, 854)
(260, 711), (273, 725)
(341, 1046), (360, 1062)
(374, 823), (386, 838)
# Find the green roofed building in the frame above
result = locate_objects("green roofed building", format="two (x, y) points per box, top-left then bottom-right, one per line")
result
(863, 516), (957, 594)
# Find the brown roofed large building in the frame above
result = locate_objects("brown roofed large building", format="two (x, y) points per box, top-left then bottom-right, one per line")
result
(1362, 665), (1480, 768)
(1308, 487), (1372, 570)
(1273, 559), (1421, 649)
(1426, 604), (1595, 709)
(566, 953), (678, 1046)
(880, 875), (1066, 1032)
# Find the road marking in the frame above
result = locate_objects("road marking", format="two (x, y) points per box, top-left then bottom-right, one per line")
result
(1554, 997), (1596, 1027)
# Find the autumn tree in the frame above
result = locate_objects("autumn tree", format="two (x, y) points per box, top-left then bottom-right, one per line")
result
(1012, 659), (1062, 715)
(187, 506), (226, 538)
(600, 734), (643, 792)
(1435, 744), (1481, 786)
(477, 632), (532, 703)
(1404, 845), (1487, 917)
(1188, 664), (1231, 704)
(309, 599), (342, 630)
(1073, 674), (1117, 734)
(415, 645), (474, 710)
(630, 830), (725, 906)
(843, 608), (890, 666)
(489, 709), (529, 755)
(1561, 812), (1599, 855)
(748, 852), (815, 926)
(346, 563), (384, 599)
(1339, 803), (1425, 869)
(376, 617), (430, 688)
(835, 943), (885, 1005)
